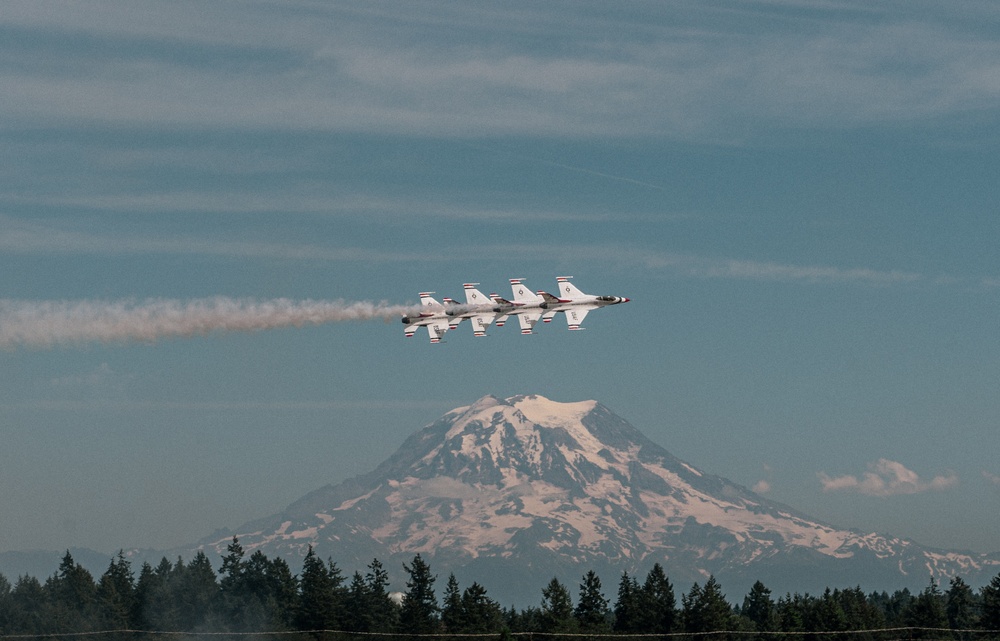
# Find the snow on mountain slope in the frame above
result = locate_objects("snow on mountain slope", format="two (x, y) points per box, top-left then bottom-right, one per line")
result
(196, 394), (999, 603)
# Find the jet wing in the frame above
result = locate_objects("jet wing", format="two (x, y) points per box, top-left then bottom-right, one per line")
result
(470, 314), (494, 337)
(517, 312), (541, 335)
(563, 305), (596, 330)
(426, 321), (448, 343)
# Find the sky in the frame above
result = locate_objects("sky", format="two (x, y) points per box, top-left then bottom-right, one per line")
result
(2, 0), (999, 563)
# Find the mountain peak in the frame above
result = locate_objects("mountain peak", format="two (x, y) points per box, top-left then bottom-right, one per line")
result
(198, 394), (1000, 605)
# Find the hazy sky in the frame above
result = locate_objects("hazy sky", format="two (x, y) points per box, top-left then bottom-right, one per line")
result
(2, 0), (999, 559)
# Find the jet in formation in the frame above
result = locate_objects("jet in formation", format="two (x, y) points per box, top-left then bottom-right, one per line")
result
(401, 277), (629, 343)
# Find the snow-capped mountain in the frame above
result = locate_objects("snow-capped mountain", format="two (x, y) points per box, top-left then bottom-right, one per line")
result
(198, 394), (999, 604)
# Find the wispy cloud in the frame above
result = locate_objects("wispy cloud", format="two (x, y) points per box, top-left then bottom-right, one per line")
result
(2, 1), (1000, 138)
(0, 218), (933, 286)
(984, 471), (1000, 486)
(819, 458), (958, 497)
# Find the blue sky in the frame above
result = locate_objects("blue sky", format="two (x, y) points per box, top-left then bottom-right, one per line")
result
(2, 0), (999, 560)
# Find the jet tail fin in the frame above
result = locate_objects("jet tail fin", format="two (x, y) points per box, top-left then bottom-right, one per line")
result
(556, 276), (586, 300)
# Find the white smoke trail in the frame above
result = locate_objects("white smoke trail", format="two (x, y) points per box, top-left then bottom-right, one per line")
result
(0, 297), (424, 349)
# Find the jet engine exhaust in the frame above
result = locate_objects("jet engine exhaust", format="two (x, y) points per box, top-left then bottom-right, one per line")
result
(0, 297), (421, 349)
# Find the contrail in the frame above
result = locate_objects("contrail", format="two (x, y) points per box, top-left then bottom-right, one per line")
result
(0, 297), (422, 349)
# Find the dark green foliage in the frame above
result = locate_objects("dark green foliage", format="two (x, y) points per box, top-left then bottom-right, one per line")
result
(441, 573), (462, 632)
(0, 548), (996, 638)
(682, 576), (733, 633)
(398, 554), (439, 634)
(980, 573), (1000, 631)
(296, 546), (343, 636)
(947, 576), (976, 634)
(905, 579), (948, 637)
(612, 572), (641, 632)
(342, 559), (398, 632)
(441, 574), (502, 633)
(741, 580), (776, 632)
(574, 569), (610, 632)
(638, 562), (676, 633)
(95, 551), (135, 632)
(540, 576), (577, 633)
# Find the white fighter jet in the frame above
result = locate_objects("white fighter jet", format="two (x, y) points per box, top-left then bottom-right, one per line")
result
(503, 278), (557, 334)
(400, 292), (450, 343)
(537, 276), (630, 330)
(445, 283), (504, 337)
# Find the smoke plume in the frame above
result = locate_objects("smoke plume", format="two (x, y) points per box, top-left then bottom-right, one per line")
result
(0, 297), (421, 349)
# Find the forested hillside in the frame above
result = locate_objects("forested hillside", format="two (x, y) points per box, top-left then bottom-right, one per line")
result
(3, 537), (1000, 639)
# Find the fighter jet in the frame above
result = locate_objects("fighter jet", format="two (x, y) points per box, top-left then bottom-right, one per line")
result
(506, 278), (557, 335)
(400, 292), (450, 343)
(537, 276), (630, 330)
(445, 283), (504, 337)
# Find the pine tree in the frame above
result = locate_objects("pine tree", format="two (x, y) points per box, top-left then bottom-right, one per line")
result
(46, 551), (97, 632)
(365, 559), (398, 631)
(460, 582), (502, 632)
(399, 554), (439, 634)
(742, 580), (775, 632)
(10, 575), (48, 634)
(96, 552), (135, 632)
(178, 551), (220, 630)
(441, 574), (463, 633)
(682, 577), (732, 633)
(979, 573), (1000, 632)
(540, 577), (577, 633)
(904, 579), (948, 639)
(574, 570), (610, 632)
(639, 562), (676, 633)
(946, 576), (976, 637)
(612, 572), (641, 632)
(297, 546), (338, 637)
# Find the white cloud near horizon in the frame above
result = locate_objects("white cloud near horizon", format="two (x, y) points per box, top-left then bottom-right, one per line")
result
(819, 458), (958, 497)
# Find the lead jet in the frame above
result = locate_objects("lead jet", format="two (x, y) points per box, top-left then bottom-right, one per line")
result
(400, 292), (450, 343)
(537, 276), (629, 330)
(445, 283), (504, 337)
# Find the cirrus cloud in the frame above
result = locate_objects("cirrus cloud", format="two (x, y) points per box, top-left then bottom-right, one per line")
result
(819, 458), (958, 497)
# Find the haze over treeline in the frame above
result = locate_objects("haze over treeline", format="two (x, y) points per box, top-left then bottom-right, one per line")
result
(4, 538), (1000, 638)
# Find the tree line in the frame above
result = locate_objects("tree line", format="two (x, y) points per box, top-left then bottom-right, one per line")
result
(2, 537), (1000, 639)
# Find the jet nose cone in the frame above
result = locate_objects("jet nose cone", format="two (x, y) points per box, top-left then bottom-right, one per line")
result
(622, 297), (630, 303)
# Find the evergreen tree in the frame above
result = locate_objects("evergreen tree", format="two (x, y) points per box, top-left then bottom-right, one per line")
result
(835, 586), (884, 637)
(639, 562), (676, 634)
(10, 575), (48, 634)
(46, 551), (97, 632)
(741, 580), (775, 632)
(96, 552), (135, 631)
(979, 573), (1000, 632)
(775, 593), (806, 633)
(612, 572), (641, 633)
(218, 537), (246, 599)
(365, 559), (399, 631)
(540, 577), (577, 633)
(178, 551), (220, 631)
(810, 588), (848, 633)
(574, 570), (610, 632)
(459, 582), (502, 632)
(399, 554), (439, 634)
(0, 573), (11, 633)
(946, 576), (976, 636)
(297, 546), (339, 637)
(441, 573), (463, 633)
(681, 576), (732, 633)
(343, 571), (374, 632)
(904, 579), (948, 637)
